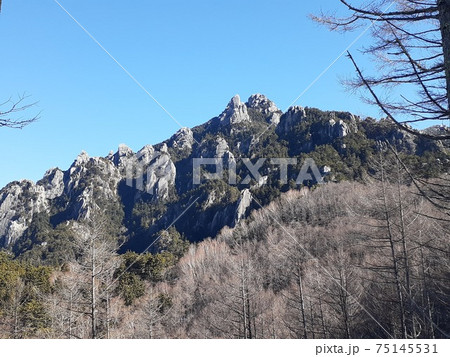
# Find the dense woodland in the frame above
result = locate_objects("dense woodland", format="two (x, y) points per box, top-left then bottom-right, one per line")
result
(0, 150), (448, 339)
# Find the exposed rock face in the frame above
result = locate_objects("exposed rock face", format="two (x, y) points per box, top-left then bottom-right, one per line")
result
(0, 169), (67, 247)
(136, 145), (156, 166)
(277, 108), (359, 146)
(0, 142), (177, 247)
(215, 138), (237, 172)
(39, 168), (65, 199)
(325, 119), (349, 138)
(116, 144), (176, 201)
(247, 94), (282, 125)
(197, 136), (236, 162)
(215, 137), (230, 158)
(1, 93), (440, 252)
(234, 189), (252, 224)
(169, 127), (194, 151)
(219, 94), (250, 126)
(322, 165), (332, 174)
(0, 182), (34, 247)
(192, 187), (252, 239)
(74, 150), (90, 166)
(390, 131), (416, 154)
(145, 153), (176, 200)
(277, 106), (307, 134)
(370, 119), (417, 154)
(324, 114), (358, 139)
(113, 144), (134, 166)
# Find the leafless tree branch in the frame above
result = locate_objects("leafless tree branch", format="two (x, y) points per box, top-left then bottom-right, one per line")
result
(0, 94), (40, 129)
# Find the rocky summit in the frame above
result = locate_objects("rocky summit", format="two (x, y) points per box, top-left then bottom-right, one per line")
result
(0, 94), (447, 255)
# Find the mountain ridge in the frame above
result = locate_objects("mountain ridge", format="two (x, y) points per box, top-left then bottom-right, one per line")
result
(0, 93), (448, 260)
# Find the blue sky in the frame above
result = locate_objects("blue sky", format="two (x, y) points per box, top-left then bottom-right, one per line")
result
(1, 0), (386, 188)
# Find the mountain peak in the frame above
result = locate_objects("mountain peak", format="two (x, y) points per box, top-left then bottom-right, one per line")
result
(113, 144), (134, 166)
(246, 94), (281, 124)
(118, 143), (133, 156)
(1, 93), (445, 255)
(247, 94), (277, 110)
(169, 127), (194, 150)
(218, 94), (250, 126)
(73, 150), (90, 166)
(230, 94), (241, 107)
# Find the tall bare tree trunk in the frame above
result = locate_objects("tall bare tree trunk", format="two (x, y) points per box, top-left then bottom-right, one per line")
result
(420, 247), (436, 339)
(438, 0), (450, 110)
(318, 293), (327, 338)
(68, 291), (73, 339)
(91, 240), (97, 339)
(239, 257), (253, 339)
(395, 161), (415, 337)
(295, 265), (308, 338)
(13, 306), (19, 339)
(338, 270), (351, 339)
(106, 288), (111, 339)
(381, 165), (407, 338)
(309, 300), (315, 339)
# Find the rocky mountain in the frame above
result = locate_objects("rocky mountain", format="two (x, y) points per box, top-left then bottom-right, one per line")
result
(0, 94), (448, 259)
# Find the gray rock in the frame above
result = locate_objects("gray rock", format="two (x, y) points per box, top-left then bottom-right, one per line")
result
(0, 141), (179, 247)
(219, 94), (250, 126)
(247, 94), (282, 125)
(40, 168), (65, 199)
(74, 150), (90, 166)
(169, 127), (194, 150)
(215, 137), (230, 158)
(322, 165), (332, 174)
(136, 145), (155, 166)
(0, 182), (29, 246)
(277, 106), (307, 134)
(145, 153), (176, 201)
(234, 189), (252, 224)
(0, 179), (53, 247)
(323, 116), (357, 139)
(113, 144), (134, 166)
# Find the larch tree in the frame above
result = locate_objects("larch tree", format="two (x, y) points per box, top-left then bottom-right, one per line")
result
(355, 150), (449, 338)
(71, 208), (121, 339)
(313, 0), (450, 140)
(267, 226), (311, 339)
(50, 266), (85, 339)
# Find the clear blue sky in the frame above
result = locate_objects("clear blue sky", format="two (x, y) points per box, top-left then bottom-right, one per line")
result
(1, 0), (385, 188)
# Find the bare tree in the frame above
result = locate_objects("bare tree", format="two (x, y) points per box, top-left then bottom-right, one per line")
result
(267, 226), (311, 338)
(0, 94), (39, 129)
(385, 142), (450, 218)
(48, 265), (85, 339)
(70, 209), (121, 339)
(313, 0), (450, 140)
(313, 0), (450, 220)
(201, 239), (262, 339)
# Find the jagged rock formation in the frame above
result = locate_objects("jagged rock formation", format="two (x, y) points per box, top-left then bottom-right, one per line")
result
(168, 127), (194, 151)
(218, 94), (250, 126)
(234, 189), (252, 224)
(0, 94), (447, 253)
(0, 143), (176, 248)
(278, 106), (306, 134)
(324, 117), (356, 139)
(247, 93), (282, 125)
